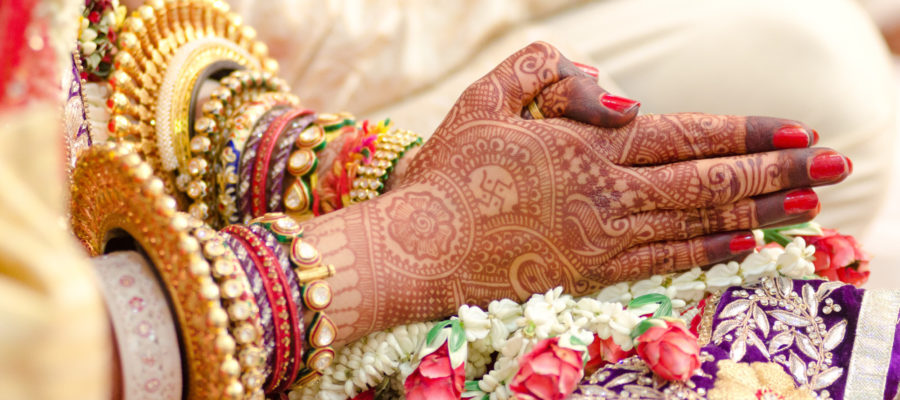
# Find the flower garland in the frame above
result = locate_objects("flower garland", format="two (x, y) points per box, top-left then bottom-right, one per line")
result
(77, 0), (125, 82)
(294, 223), (868, 400)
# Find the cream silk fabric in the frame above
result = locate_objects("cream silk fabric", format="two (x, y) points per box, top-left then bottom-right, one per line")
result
(232, 0), (897, 236)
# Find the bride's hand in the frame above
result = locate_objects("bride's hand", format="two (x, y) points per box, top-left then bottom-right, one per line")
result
(389, 42), (846, 300)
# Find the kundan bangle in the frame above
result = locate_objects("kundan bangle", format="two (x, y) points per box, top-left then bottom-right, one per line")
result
(187, 218), (267, 398)
(349, 126), (422, 204)
(251, 108), (315, 218)
(267, 113), (315, 213)
(283, 116), (328, 217)
(250, 213), (337, 389)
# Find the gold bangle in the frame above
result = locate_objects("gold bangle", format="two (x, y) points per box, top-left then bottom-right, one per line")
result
(349, 127), (422, 204)
(527, 100), (544, 120)
(70, 143), (242, 399)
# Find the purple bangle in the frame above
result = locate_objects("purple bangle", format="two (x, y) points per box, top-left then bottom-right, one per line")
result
(224, 233), (276, 377)
(266, 114), (315, 212)
(238, 107), (291, 223)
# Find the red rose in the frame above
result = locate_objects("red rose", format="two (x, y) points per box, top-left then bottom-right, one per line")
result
(510, 337), (584, 400)
(803, 229), (870, 286)
(635, 319), (700, 381)
(585, 334), (634, 374)
(350, 388), (375, 400)
(88, 11), (101, 24)
(107, 28), (117, 44)
(404, 342), (465, 400)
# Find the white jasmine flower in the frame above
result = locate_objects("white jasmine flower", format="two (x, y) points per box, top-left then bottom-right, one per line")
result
(489, 298), (522, 332)
(705, 261), (743, 291)
(519, 296), (559, 338)
(740, 247), (782, 282)
(595, 282), (632, 304)
(630, 275), (666, 297)
(777, 237), (816, 278)
(80, 27), (97, 41)
(80, 40), (97, 56)
(667, 267), (707, 302)
(608, 308), (641, 350)
(459, 305), (491, 342)
(753, 229), (765, 247)
(488, 319), (510, 352)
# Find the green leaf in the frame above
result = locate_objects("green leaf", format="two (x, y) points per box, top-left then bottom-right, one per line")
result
(569, 335), (588, 347)
(628, 293), (669, 309)
(464, 381), (481, 391)
(449, 319), (466, 352)
(763, 230), (791, 246)
(426, 320), (451, 346)
(653, 298), (672, 319)
(630, 319), (657, 340)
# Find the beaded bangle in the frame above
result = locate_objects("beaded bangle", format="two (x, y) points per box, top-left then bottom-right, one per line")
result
(187, 218), (267, 398)
(349, 127), (422, 204)
(222, 225), (299, 393)
(251, 109), (314, 218)
(223, 232), (276, 378)
(250, 213), (337, 389)
(238, 107), (290, 222)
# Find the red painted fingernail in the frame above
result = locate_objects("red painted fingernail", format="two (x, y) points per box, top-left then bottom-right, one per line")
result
(730, 233), (757, 253)
(809, 152), (848, 180)
(846, 156), (853, 174)
(773, 126), (812, 149)
(573, 61), (600, 78)
(600, 93), (639, 114)
(783, 188), (818, 214)
(812, 129), (820, 145)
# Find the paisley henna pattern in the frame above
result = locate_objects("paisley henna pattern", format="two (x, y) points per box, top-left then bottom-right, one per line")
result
(300, 42), (847, 345)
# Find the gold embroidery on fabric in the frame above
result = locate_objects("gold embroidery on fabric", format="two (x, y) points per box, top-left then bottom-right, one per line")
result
(698, 290), (722, 346)
(843, 289), (900, 400)
(711, 277), (848, 395)
(707, 360), (814, 400)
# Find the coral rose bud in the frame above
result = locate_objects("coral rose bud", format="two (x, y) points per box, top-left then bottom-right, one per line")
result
(635, 319), (700, 381)
(802, 229), (870, 287)
(510, 336), (585, 400)
(585, 334), (634, 374)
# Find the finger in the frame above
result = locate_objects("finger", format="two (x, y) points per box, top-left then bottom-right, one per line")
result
(467, 41), (588, 115)
(606, 114), (818, 165)
(625, 188), (819, 245)
(627, 148), (850, 211)
(526, 75), (640, 128)
(601, 231), (758, 282)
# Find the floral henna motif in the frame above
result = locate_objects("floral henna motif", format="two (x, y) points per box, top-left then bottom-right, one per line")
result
(386, 192), (456, 259)
(303, 42), (848, 344)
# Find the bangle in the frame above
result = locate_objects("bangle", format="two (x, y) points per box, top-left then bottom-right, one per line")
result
(349, 126), (422, 204)
(249, 224), (307, 391)
(93, 251), (183, 400)
(223, 231), (276, 379)
(251, 108), (315, 218)
(70, 143), (242, 399)
(187, 218), (266, 398)
(222, 224), (300, 393)
(267, 113), (315, 213)
(250, 213), (337, 389)
(238, 107), (291, 222)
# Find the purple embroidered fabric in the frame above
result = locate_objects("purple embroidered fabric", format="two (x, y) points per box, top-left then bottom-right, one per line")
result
(569, 277), (900, 399)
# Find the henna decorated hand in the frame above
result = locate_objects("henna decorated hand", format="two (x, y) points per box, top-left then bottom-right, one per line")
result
(309, 42), (850, 343)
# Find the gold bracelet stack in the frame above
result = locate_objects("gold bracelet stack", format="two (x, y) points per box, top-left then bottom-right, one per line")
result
(108, 0), (277, 208)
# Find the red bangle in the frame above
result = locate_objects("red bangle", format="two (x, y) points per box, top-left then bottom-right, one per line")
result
(222, 225), (298, 393)
(252, 108), (313, 217)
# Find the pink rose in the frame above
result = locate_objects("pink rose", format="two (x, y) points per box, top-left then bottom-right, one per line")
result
(510, 337), (584, 400)
(404, 341), (465, 400)
(585, 335), (634, 374)
(635, 320), (700, 381)
(803, 229), (870, 287)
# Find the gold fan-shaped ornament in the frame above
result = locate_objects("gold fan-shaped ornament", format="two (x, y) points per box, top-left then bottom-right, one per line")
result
(70, 142), (244, 399)
(107, 0), (278, 212)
